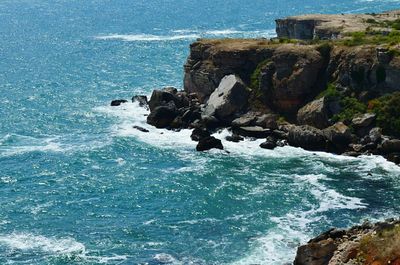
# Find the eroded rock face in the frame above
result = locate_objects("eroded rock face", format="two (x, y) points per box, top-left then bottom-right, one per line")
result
(297, 97), (330, 129)
(260, 45), (325, 113)
(203, 75), (251, 121)
(184, 40), (274, 101)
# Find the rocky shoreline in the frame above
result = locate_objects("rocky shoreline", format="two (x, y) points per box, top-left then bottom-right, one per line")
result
(294, 219), (400, 265)
(114, 10), (400, 164)
(112, 10), (400, 264)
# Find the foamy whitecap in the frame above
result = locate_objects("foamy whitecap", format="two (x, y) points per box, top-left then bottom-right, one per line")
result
(0, 232), (127, 263)
(95, 28), (276, 42)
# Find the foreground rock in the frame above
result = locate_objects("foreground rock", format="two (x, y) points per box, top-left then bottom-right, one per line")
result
(294, 219), (400, 265)
(288, 125), (327, 151)
(196, 136), (223, 151)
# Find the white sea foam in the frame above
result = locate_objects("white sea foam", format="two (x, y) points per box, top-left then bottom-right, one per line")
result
(0, 232), (127, 263)
(0, 134), (64, 157)
(232, 173), (367, 264)
(0, 233), (85, 254)
(95, 29), (276, 42)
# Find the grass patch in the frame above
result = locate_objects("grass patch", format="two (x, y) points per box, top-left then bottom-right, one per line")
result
(343, 30), (400, 46)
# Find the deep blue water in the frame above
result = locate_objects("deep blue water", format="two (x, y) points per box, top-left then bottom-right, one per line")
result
(1, 0), (400, 264)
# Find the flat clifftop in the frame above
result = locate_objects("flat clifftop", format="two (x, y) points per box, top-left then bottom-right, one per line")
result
(276, 10), (400, 40)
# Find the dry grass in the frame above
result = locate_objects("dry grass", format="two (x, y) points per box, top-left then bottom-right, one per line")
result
(358, 224), (400, 264)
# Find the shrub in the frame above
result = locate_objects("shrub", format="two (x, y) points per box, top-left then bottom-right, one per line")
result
(317, 83), (340, 100)
(250, 59), (271, 91)
(368, 92), (400, 137)
(332, 97), (367, 123)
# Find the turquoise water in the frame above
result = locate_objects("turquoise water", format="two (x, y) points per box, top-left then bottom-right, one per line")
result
(1, 0), (400, 264)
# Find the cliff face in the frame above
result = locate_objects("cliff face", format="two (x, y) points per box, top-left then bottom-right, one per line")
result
(184, 39), (400, 114)
(275, 10), (400, 40)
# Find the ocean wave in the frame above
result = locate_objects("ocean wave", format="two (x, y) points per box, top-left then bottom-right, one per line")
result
(0, 133), (111, 158)
(232, 173), (367, 264)
(0, 134), (64, 157)
(0, 232), (127, 264)
(95, 29), (276, 42)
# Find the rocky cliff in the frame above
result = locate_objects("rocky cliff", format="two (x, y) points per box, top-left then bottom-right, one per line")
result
(276, 10), (400, 40)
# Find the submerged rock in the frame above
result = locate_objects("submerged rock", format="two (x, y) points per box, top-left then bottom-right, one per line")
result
(111, 99), (128, 106)
(132, 95), (149, 109)
(133, 125), (149, 133)
(196, 136), (224, 151)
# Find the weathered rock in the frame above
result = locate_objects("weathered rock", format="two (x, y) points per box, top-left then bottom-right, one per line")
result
(260, 136), (277, 150)
(196, 136), (224, 151)
(352, 113), (376, 128)
(190, 128), (211, 142)
(381, 139), (400, 154)
(132, 95), (149, 109)
(369, 127), (382, 144)
(233, 126), (272, 138)
(225, 134), (244, 143)
(294, 238), (337, 265)
(203, 75), (251, 121)
(111, 99), (128, 106)
(133, 125), (149, 133)
(231, 112), (258, 127)
(288, 125), (327, 151)
(148, 88), (188, 112)
(323, 122), (352, 153)
(297, 97), (330, 129)
(146, 102), (178, 128)
(254, 114), (279, 129)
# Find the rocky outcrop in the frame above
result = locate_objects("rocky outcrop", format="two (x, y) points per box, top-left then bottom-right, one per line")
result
(294, 219), (400, 265)
(276, 10), (400, 40)
(196, 136), (223, 151)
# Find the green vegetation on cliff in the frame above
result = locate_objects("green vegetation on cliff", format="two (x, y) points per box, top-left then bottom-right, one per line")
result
(368, 92), (400, 137)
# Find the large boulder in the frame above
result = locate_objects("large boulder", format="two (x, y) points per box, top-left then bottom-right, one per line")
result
(146, 102), (179, 128)
(288, 125), (327, 151)
(352, 113), (376, 128)
(196, 136), (224, 151)
(323, 122), (353, 153)
(380, 139), (400, 154)
(297, 97), (330, 129)
(203, 75), (251, 121)
(148, 88), (188, 112)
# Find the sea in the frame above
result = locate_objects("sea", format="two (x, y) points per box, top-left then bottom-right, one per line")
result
(1, 0), (400, 264)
